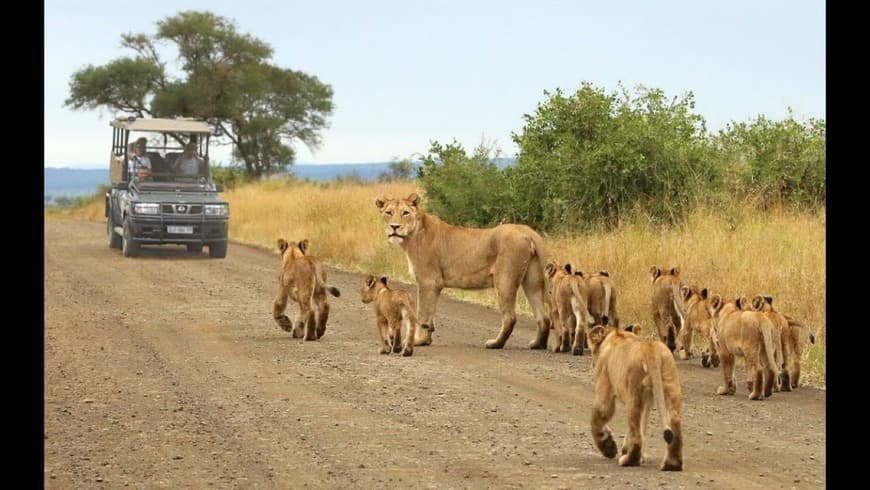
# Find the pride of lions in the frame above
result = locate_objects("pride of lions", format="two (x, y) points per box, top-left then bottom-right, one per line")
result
(271, 193), (816, 472)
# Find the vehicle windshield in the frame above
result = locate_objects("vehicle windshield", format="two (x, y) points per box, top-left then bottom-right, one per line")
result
(127, 134), (211, 184)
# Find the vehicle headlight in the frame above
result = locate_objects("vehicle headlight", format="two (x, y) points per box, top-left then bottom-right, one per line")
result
(133, 203), (160, 215)
(204, 204), (229, 217)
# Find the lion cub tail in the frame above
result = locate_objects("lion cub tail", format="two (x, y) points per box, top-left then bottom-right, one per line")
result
(313, 263), (341, 297)
(647, 354), (675, 444)
(569, 278), (591, 327)
(601, 275), (613, 319)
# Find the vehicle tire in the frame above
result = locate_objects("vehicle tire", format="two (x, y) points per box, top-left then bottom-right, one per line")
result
(107, 212), (122, 249)
(122, 218), (140, 257)
(209, 241), (227, 259)
(186, 243), (203, 254)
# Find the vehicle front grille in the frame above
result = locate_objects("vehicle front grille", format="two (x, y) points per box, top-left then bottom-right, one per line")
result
(161, 204), (202, 214)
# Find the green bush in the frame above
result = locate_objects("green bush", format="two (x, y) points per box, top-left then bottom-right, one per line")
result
(507, 83), (717, 232)
(715, 110), (825, 209)
(379, 157), (417, 182)
(417, 140), (510, 227)
(210, 164), (252, 190)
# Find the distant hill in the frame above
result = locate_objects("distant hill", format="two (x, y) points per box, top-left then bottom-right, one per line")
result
(44, 158), (517, 204)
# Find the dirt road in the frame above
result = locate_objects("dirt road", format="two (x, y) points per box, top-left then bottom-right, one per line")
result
(44, 219), (825, 489)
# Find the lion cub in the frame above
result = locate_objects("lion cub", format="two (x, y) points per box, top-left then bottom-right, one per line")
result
(360, 274), (431, 356)
(272, 238), (340, 341)
(674, 286), (719, 367)
(749, 295), (815, 391)
(587, 319), (683, 471)
(544, 262), (592, 354)
(709, 295), (780, 400)
(650, 266), (684, 352)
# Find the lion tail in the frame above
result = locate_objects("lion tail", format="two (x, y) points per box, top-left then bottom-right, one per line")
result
(760, 320), (781, 379)
(786, 315), (816, 345)
(314, 263), (341, 297)
(570, 279), (591, 328)
(601, 276), (613, 320)
(671, 283), (685, 333)
(647, 354), (674, 444)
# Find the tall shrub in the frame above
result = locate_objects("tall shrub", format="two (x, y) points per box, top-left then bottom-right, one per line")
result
(417, 140), (509, 227)
(508, 83), (717, 231)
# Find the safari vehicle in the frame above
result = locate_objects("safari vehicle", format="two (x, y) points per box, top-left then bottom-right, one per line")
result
(105, 116), (229, 258)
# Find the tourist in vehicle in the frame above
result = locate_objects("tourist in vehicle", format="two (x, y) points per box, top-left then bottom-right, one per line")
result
(129, 137), (152, 180)
(174, 140), (203, 176)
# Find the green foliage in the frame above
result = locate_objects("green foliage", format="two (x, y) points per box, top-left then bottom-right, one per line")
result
(714, 109), (825, 209)
(378, 157), (417, 182)
(507, 82), (716, 232)
(65, 10), (333, 178)
(417, 140), (509, 227)
(210, 163), (252, 190)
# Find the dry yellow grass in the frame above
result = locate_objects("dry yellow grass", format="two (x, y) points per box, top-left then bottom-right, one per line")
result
(46, 178), (826, 386)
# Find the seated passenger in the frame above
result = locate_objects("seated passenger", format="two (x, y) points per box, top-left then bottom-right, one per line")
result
(128, 137), (152, 181)
(174, 141), (204, 176)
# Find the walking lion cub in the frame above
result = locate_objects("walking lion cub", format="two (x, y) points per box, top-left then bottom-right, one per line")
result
(360, 274), (433, 356)
(272, 238), (340, 340)
(587, 320), (683, 471)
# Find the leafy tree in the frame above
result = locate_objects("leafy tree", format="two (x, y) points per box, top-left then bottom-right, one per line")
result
(715, 109), (825, 209)
(65, 10), (333, 178)
(508, 82), (716, 231)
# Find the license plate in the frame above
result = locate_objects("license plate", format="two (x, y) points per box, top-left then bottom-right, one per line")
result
(167, 225), (194, 234)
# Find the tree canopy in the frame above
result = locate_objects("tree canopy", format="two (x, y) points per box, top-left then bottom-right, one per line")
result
(65, 10), (334, 177)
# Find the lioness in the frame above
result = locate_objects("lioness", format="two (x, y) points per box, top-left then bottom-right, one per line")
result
(650, 266), (684, 352)
(272, 238), (341, 340)
(709, 295), (780, 400)
(375, 193), (551, 349)
(674, 286), (719, 367)
(587, 321), (683, 471)
(544, 262), (592, 354)
(751, 295), (815, 391)
(360, 274), (433, 356)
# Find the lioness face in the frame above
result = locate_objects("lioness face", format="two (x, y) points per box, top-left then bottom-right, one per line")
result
(375, 194), (422, 245)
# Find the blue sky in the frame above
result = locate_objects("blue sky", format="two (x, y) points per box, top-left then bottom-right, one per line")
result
(44, 0), (825, 168)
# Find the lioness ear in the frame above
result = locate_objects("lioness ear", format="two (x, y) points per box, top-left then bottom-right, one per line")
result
(736, 296), (748, 310)
(563, 263), (573, 274)
(650, 266), (661, 281)
(406, 193), (421, 207)
(365, 275), (376, 288)
(379, 276), (388, 285)
(598, 270), (609, 277)
(297, 239), (309, 255)
(710, 294), (723, 312)
(670, 267), (680, 276)
(588, 326), (607, 347)
(375, 196), (387, 210)
(277, 238), (288, 253)
(700, 288), (708, 300)
(574, 270), (584, 278)
(625, 324), (641, 336)
(600, 315), (610, 327)
(764, 295), (773, 306)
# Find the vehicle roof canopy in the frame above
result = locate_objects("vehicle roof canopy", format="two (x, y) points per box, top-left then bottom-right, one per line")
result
(111, 117), (212, 135)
